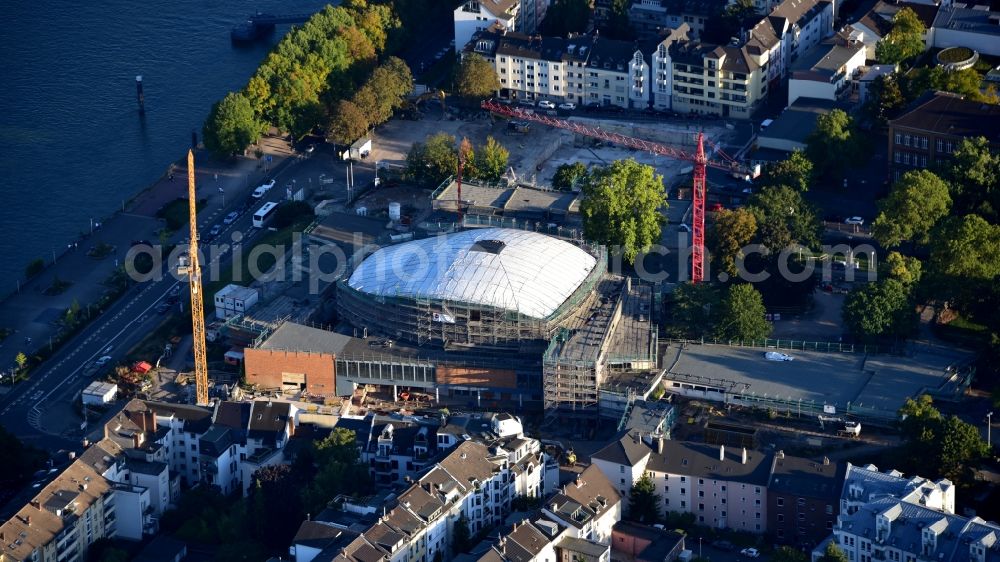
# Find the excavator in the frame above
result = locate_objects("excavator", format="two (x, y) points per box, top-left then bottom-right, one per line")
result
(400, 89), (446, 119)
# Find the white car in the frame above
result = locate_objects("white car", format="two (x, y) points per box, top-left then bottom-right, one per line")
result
(537, 100), (556, 109)
(252, 179), (276, 199)
(558, 102), (577, 110)
(223, 211), (239, 225)
(740, 548), (761, 558)
(844, 216), (864, 225)
(94, 356), (113, 368)
(764, 351), (794, 362)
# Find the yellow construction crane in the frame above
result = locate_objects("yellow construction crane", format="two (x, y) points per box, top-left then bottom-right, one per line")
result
(186, 150), (210, 406)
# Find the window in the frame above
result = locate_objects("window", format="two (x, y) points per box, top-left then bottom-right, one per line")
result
(756, 512), (761, 519)
(681, 500), (687, 508)
(698, 491), (705, 498)
(721, 510), (727, 517)
(755, 487), (761, 494)
(826, 505), (833, 515)
(665, 498), (670, 506)
(681, 488), (686, 495)
(681, 477), (687, 482)
(921, 137), (928, 149)
(895, 133), (902, 145)
(620, 466), (625, 473)
(894, 151), (901, 163)
(699, 503), (705, 511)
(777, 497), (784, 507)
(778, 514), (785, 522)
(698, 479), (704, 485)
(936, 139), (943, 152)
(755, 499), (761, 506)
(797, 498), (806, 506)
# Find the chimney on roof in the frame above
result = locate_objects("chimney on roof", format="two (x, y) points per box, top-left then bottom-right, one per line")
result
(777, 450), (785, 459)
(741, 448), (748, 465)
(30, 500), (40, 510)
(719, 444), (725, 461)
(132, 432), (142, 449)
(551, 501), (559, 512)
(575, 475), (583, 488)
(656, 435), (665, 455)
(26, 515), (31, 526)
(823, 456), (831, 466)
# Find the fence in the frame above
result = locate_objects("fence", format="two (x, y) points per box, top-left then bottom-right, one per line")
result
(664, 337), (892, 355)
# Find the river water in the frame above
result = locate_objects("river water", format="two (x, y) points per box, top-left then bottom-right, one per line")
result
(0, 0), (330, 285)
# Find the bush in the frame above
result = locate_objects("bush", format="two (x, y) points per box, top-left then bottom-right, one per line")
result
(272, 201), (315, 229)
(25, 258), (45, 279)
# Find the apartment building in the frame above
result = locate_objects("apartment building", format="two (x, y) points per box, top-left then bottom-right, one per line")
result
(767, 452), (845, 548)
(669, 40), (768, 119)
(745, 0), (836, 86)
(787, 37), (866, 105)
(541, 465), (622, 545)
(629, 0), (724, 40)
(815, 463), (998, 562)
(455, 0), (521, 57)
(887, 92), (1000, 181)
(294, 440), (547, 562)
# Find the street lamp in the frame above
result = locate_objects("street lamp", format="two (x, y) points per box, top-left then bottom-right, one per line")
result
(988, 411), (994, 448)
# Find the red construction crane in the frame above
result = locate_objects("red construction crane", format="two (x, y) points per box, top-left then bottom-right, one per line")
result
(481, 100), (756, 283)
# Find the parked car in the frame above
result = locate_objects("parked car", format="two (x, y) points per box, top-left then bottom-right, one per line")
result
(712, 541), (735, 552)
(537, 100), (556, 109)
(764, 351), (794, 361)
(208, 224), (222, 237)
(844, 216), (864, 225)
(155, 302), (171, 314)
(94, 356), (112, 368)
(740, 548), (761, 558)
(252, 179), (276, 199)
(223, 211), (239, 225)
(558, 102), (577, 110)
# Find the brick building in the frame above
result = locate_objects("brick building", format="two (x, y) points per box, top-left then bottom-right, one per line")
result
(767, 452), (845, 548)
(887, 92), (1000, 182)
(243, 323), (346, 396)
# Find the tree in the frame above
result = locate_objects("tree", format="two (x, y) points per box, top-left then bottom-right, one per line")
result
(715, 283), (772, 341)
(772, 547), (809, 562)
(407, 133), (458, 186)
(759, 151), (813, 192)
(842, 278), (915, 340)
(863, 74), (905, 125)
(708, 208), (757, 278)
(880, 252), (922, 287)
(328, 100), (369, 145)
(579, 159), (667, 264)
(929, 215), (1000, 280)
(937, 414), (990, 482)
(947, 137), (1000, 222)
(552, 162), (588, 191)
(14, 352), (27, 372)
(896, 396), (989, 484)
(473, 137), (509, 182)
(25, 258), (45, 278)
(455, 54), (500, 101)
(301, 428), (373, 514)
(806, 109), (864, 179)
(875, 7), (925, 64)
(628, 473), (661, 523)
(747, 185), (822, 254)
(452, 513), (473, 554)
(898, 394), (942, 443)
(0, 424), (48, 490)
(669, 282), (722, 338)
(872, 170), (951, 247)
(601, 0), (636, 40)
(818, 541), (849, 562)
(203, 91), (266, 158)
(539, 0), (591, 36)
(247, 464), (305, 549)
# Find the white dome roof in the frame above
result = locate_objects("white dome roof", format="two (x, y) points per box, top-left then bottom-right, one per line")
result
(347, 228), (598, 319)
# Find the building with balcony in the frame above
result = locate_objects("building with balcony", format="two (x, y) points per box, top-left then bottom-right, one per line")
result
(887, 91), (1000, 181)
(455, 0), (521, 57)
(814, 463), (998, 562)
(670, 40), (767, 119)
(788, 37), (866, 105)
(745, 0), (835, 85)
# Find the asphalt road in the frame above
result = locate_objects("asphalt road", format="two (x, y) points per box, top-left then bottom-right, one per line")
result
(0, 160), (299, 452)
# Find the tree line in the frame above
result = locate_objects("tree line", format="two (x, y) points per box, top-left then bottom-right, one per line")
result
(203, 0), (413, 157)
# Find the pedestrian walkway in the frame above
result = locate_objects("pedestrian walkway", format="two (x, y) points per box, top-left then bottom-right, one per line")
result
(0, 145), (289, 390)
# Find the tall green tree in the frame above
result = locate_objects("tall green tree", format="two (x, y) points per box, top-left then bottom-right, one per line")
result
(875, 7), (925, 64)
(896, 396), (989, 484)
(880, 251), (922, 287)
(863, 74), (905, 125)
(708, 208), (757, 278)
(628, 473), (661, 524)
(818, 542), (849, 562)
(715, 283), (772, 341)
(747, 185), (822, 255)
(247, 464), (305, 549)
(552, 162), (588, 191)
(669, 282), (722, 338)
(872, 170), (951, 247)
(539, 0), (592, 36)
(579, 159), (667, 264)
(327, 100), (369, 145)
(473, 136), (509, 182)
(455, 54), (500, 101)
(759, 151), (813, 192)
(406, 133), (458, 186)
(452, 513), (473, 554)
(203, 91), (266, 158)
(929, 214), (1000, 280)
(842, 278), (915, 340)
(947, 137), (1000, 222)
(806, 109), (864, 179)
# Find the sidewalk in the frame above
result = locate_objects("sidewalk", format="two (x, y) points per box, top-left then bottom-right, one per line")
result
(0, 145), (290, 387)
